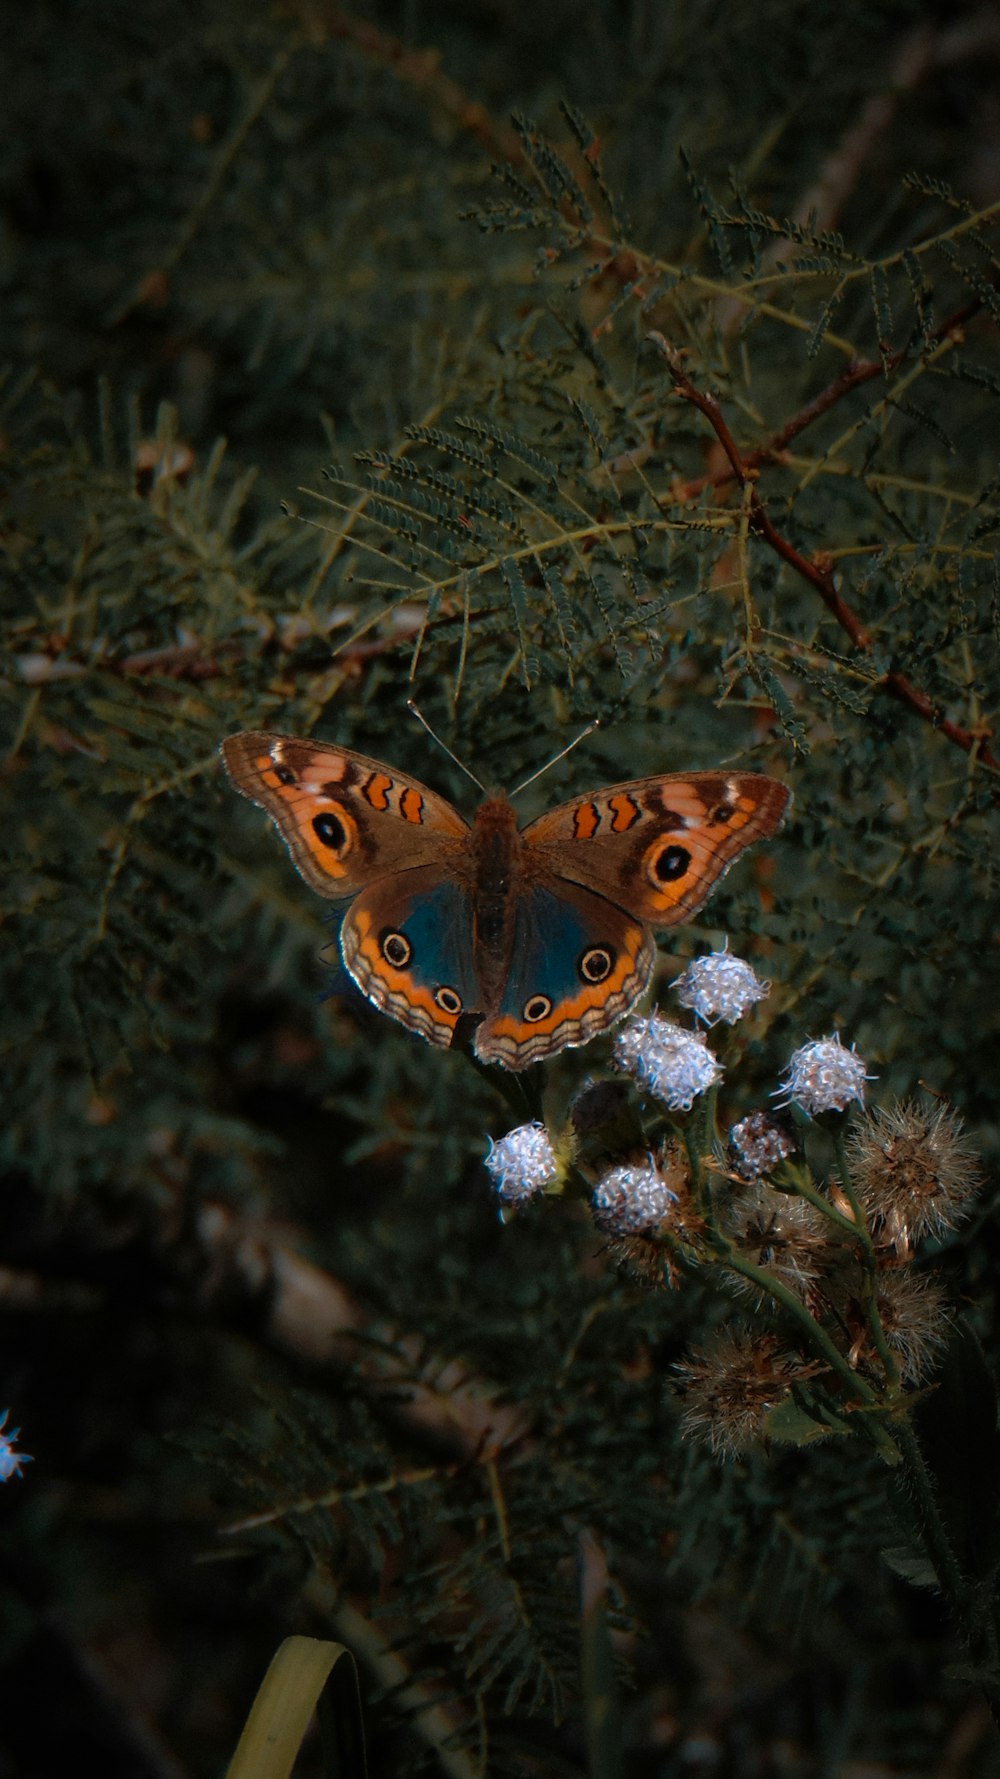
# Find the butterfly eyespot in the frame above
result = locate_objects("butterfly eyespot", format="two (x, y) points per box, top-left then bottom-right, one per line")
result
(578, 945), (615, 984)
(380, 930), (412, 968)
(523, 994), (552, 1023)
(712, 803), (735, 824)
(649, 842), (691, 885)
(434, 986), (463, 1015)
(273, 765), (297, 786)
(313, 810), (348, 852)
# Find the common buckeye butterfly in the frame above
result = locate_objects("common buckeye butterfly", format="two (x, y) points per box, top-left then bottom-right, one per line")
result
(222, 732), (789, 1071)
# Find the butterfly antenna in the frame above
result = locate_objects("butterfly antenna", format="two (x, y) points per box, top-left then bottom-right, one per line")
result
(511, 720), (600, 798)
(406, 701), (486, 794)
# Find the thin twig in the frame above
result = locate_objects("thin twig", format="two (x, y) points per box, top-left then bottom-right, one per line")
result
(647, 331), (1000, 775)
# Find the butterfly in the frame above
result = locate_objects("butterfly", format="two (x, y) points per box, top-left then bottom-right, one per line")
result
(221, 732), (790, 1072)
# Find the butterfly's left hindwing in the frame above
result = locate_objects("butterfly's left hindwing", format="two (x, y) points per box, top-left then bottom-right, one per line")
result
(221, 732), (468, 899)
(340, 866), (480, 1050)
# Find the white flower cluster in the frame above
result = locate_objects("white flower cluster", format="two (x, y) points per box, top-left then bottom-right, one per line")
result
(673, 950), (769, 1026)
(613, 1013), (722, 1110)
(777, 1035), (870, 1116)
(484, 1121), (557, 1204)
(592, 1158), (677, 1235)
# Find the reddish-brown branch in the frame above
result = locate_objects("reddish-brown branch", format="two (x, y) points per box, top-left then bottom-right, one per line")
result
(647, 331), (998, 774)
(674, 293), (984, 504)
(287, 1), (525, 166)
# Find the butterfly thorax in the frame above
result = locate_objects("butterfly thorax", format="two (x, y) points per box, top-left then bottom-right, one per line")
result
(469, 795), (527, 994)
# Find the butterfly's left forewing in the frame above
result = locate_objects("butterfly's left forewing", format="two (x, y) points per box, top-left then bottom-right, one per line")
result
(523, 771), (790, 927)
(221, 732), (468, 899)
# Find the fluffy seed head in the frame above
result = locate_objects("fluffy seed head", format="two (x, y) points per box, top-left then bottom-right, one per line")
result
(846, 1100), (982, 1249)
(485, 1121), (557, 1205)
(776, 1035), (870, 1117)
(674, 951), (769, 1026)
(845, 1268), (952, 1385)
(613, 1013), (722, 1110)
(723, 1183), (834, 1305)
(675, 1331), (811, 1458)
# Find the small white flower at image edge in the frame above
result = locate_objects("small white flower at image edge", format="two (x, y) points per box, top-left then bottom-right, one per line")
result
(0, 1409), (32, 1482)
(484, 1121), (558, 1205)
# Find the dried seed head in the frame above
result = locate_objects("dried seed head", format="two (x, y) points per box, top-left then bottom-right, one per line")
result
(846, 1100), (983, 1249)
(605, 1234), (670, 1291)
(728, 1110), (796, 1180)
(675, 1331), (811, 1459)
(849, 1268), (952, 1386)
(722, 1183), (834, 1306)
(613, 1013), (722, 1110)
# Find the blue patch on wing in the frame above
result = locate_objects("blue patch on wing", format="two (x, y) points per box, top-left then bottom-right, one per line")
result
(497, 886), (596, 1015)
(393, 880), (478, 1002)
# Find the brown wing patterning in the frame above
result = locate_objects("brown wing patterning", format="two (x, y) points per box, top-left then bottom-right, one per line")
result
(220, 731), (468, 899)
(524, 771), (790, 926)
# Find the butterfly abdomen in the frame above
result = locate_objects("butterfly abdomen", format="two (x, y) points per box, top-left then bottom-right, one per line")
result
(468, 795), (524, 1000)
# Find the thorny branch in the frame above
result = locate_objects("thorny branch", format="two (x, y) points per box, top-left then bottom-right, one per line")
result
(646, 331), (1000, 776)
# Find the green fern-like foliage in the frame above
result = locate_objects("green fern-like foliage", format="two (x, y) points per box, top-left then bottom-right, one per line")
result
(2, 4), (1000, 1775)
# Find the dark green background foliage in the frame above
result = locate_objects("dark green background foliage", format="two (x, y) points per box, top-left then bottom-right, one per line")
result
(2, 1), (999, 1773)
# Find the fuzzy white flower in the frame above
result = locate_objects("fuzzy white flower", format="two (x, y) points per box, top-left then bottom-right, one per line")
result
(484, 1121), (557, 1204)
(613, 1013), (722, 1110)
(776, 1035), (870, 1117)
(673, 951), (769, 1026)
(592, 1158), (678, 1235)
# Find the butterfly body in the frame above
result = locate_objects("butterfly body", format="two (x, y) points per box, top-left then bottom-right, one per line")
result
(222, 732), (789, 1071)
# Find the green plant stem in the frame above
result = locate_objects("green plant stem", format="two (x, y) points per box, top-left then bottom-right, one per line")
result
(684, 1084), (718, 1212)
(833, 1124), (902, 1390)
(893, 1418), (1000, 1727)
(705, 1236), (883, 1413)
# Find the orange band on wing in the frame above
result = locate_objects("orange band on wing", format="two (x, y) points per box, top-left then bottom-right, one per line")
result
(400, 787), (425, 824)
(341, 907), (460, 1048)
(363, 772), (393, 811)
(572, 802), (601, 839)
(475, 928), (655, 1070)
(609, 792), (641, 832)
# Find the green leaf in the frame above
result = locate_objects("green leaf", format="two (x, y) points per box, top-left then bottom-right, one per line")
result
(764, 1394), (837, 1446)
